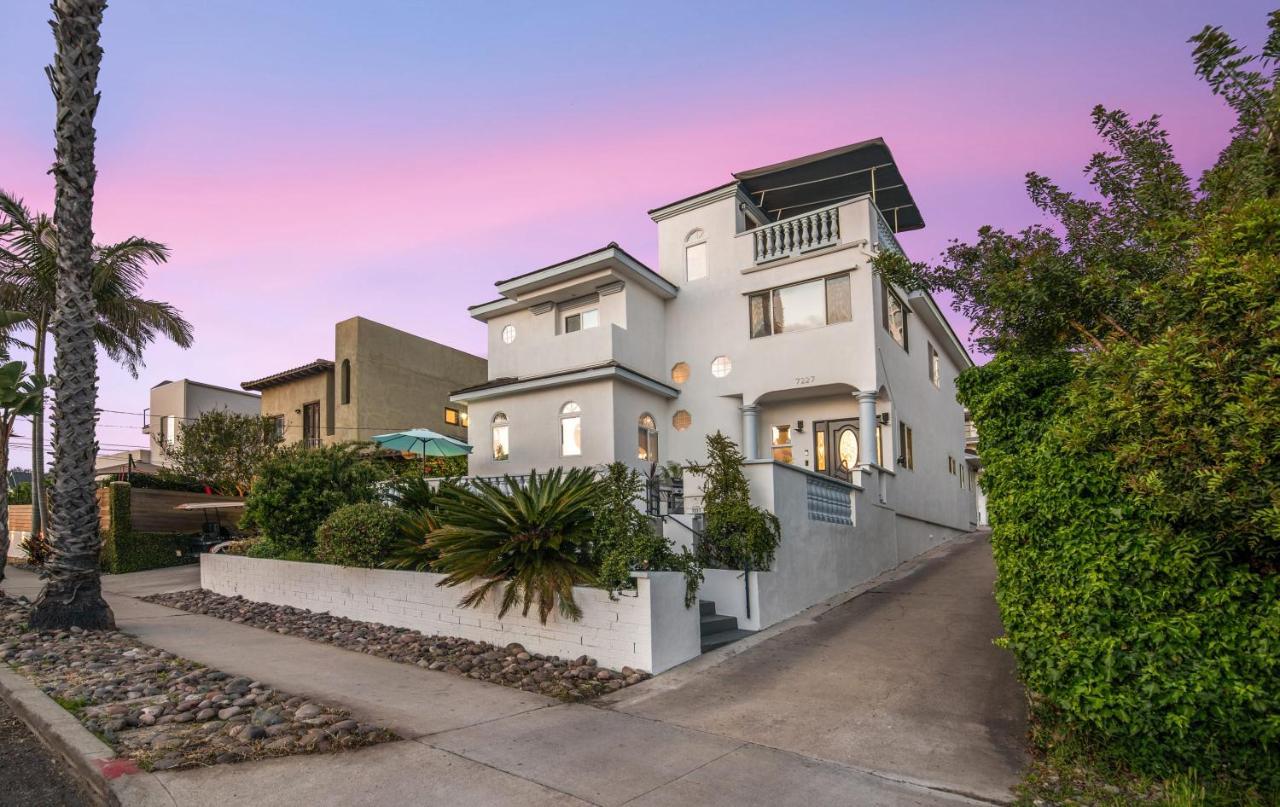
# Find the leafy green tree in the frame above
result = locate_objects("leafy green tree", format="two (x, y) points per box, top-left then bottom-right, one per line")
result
(158, 409), (282, 495)
(31, 0), (116, 630)
(689, 433), (780, 572)
(426, 468), (601, 623)
(0, 361), (43, 581)
(241, 443), (379, 557)
(0, 189), (193, 539)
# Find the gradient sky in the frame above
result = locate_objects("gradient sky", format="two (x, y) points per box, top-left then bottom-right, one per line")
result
(0, 1), (1270, 462)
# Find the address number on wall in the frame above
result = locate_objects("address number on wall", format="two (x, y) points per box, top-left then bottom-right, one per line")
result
(794, 375), (815, 385)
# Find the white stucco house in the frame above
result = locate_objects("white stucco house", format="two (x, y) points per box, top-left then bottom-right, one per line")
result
(452, 139), (980, 647)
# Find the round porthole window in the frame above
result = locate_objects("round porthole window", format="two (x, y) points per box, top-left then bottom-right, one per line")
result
(501, 324), (516, 344)
(673, 410), (692, 431)
(711, 355), (732, 378)
(671, 362), (690, 384)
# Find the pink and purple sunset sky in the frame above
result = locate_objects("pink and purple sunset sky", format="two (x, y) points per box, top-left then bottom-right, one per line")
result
(0, 1), (1271, 461)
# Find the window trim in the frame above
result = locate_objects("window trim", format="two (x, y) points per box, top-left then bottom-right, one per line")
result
(883, 283), (909, 351)
(771, 424), (793, 463)
(685, 240), (709, 282)
(559, 401), (582, 457)
(898, 421), (915, 470)
(491, 412), (510, 461)
(747, 271), (853, 339)
(928, 343), (940, 388)
(564, 308), (599, 334)
(637, 413), (658, 462)
(444, 406), (461, 426)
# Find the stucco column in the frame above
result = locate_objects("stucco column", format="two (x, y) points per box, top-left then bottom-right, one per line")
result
(741, 404), (761, 460)
(857, 390), (879, 468)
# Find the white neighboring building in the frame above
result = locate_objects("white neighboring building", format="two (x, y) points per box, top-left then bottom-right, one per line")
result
(453, 139), (980, 635)
(143, 379), (262, 467)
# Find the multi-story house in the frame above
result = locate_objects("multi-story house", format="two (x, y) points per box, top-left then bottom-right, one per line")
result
(242, 316), (487, 447)
(144, 379), (262, 466)
(453, 139), (979, 635)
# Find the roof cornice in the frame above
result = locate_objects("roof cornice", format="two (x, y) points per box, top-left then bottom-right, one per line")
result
(450, 362), (678, 403)
(648, 182), (747, 222)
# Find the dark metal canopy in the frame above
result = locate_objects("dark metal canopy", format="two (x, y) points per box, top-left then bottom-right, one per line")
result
(733, 137), (925, 232)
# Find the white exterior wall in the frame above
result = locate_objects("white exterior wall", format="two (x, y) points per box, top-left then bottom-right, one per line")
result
(148, 380), (261, 466)
(201, 554), (700, 673)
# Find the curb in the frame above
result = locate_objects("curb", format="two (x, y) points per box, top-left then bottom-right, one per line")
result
(0, 665), (176, 807)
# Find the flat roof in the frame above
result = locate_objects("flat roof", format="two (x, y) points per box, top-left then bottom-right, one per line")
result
(241, 359), (334, 391)
(648, 138), (925, 232)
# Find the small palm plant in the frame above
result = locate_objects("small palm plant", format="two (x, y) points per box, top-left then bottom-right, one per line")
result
(404, 468), (602, 623)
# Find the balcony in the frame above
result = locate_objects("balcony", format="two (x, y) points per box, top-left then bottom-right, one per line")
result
(742, 196), (904, 268)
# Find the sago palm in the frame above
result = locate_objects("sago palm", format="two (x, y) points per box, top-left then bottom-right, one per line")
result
(30, 0), (115, 629)
(0, 190), (193, 537)
(426, 468), (601, 623)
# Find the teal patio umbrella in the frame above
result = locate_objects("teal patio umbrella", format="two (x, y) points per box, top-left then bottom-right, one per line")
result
(371, 428), (472, 473)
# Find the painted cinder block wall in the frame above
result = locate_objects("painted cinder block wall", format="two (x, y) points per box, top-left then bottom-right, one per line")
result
(200, 554), (701, 673)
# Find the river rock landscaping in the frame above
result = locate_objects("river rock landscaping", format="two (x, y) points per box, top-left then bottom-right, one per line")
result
(145, 588), (651, 700)
(0, 594), (395, 771)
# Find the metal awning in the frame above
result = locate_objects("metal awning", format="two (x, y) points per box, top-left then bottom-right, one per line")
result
(174, 501), (246, 511)
(733, 138), (925, 232)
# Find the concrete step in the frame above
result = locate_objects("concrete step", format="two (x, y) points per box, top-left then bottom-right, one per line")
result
(699, 613), (739, 636)
(698, 600), (715, 617)
(700, 627), (756, 653)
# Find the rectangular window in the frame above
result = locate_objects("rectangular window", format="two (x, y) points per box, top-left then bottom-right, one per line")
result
(272, 415), (285, 440)
(815, 429), (827, 472)
(492, 424), (510, 461)
(302, 401), (321, 448)
(560, 415), (582, 456)
(749, 273), (852, 338)
(771, 425), (793, 463)
(685, 242), (708, 281)
(565, 308), (599, 333)
(459, 411), (469, 428)
(637, 427), (658, 461)
(948, 455), (956, 475)
(884, 286), (908, 350)
(899, 422), (914, 470)
(162, 415), (177, 448)
(928, 343), (941, 388)
(444, 407), (460, 425)
(876, 423), (884, 466)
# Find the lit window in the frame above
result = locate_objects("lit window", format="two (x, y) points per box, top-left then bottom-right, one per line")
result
(928, 343), (940, 388)
(837, 428), (858, 472)
(459, 411), (469, 428)
(671, 362), (690, 384)
(711, 356), (732, 378)
(749, 273), (852, 338)
(501, 324), (516, 344)
(672, 410), (691, 431)
(492, 412), (510, 461)
(815, 430), (827, 472)
(686, 242), (708, 281)
(637, 413), (658, 461)
(771, 425), (793, 463)
(898, 422), (914, 470)
(884, 288), (908, 350)
(560, 402), (582, 456)
(444, 407), (460, 426)
(565, 309), (599, 333)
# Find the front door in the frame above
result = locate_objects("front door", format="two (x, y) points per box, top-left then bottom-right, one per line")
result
(813, 418), (860, 483)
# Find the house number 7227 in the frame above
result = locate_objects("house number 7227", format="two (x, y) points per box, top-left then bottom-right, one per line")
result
(794, 375), (815, 385)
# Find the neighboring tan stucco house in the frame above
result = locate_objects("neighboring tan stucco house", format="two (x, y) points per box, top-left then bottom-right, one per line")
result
(144, 379), (262, 467)
(242, 316), (487, 447)
(453, 138), (981, 632)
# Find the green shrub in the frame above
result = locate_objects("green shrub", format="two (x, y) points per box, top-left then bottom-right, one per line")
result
(591, 462), (701, 605)
(968, 201), (1280, 786)
(8, 481), (31, 505)
(100, 479), (196, 574)
(315, 503), (403, 568)
(690, 433), (780, 571)
(241, 443), (379, 556)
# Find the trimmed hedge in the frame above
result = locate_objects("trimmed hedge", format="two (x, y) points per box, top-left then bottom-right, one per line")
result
(99, 482), (197, 574)
(315, 503), (402, 568)
(967, 202), (1280, 786)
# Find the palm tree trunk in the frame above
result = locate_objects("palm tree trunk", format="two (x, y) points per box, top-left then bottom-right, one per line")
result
(31, 0), (114, 630)
(0, 421), (10, 583)
(30, 322), (47, 542)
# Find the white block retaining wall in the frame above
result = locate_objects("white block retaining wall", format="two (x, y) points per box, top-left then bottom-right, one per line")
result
(200, 554), (701, 673)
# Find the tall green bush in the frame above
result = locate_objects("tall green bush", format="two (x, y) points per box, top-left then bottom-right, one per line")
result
(241, 443), (379, 557)
(691, 432), (780, 571)
(591, 462), (702, 605)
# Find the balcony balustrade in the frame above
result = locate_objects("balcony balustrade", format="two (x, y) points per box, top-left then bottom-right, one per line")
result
(751, 206), (841, 263)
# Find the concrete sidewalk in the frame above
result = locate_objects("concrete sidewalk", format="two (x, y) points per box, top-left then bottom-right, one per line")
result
(1, 540), (1015, 806)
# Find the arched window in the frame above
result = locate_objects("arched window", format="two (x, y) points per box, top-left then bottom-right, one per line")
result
(560, 402), (582, 457)
(637, 413), (658, 462)
(340, 359), (351, 405)
(491, 412), (510, 461)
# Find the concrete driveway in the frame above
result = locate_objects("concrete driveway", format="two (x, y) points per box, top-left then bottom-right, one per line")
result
(609, 531), (1027, 803)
